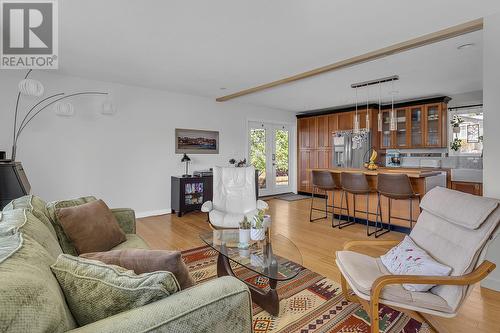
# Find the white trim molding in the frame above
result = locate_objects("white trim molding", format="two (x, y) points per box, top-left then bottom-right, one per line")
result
(136, 209), (171, 219)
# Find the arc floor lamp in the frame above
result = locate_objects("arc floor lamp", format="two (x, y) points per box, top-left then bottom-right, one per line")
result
(9, 69), (112, 161)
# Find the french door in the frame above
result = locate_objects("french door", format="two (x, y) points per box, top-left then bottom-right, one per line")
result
(248, 121), (292, 196)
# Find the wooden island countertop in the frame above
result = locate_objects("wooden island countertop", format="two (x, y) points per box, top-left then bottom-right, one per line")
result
(310, 167), (441, 178)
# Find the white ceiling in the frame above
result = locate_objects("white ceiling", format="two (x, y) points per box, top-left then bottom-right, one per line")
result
(57, 1), (500, 111)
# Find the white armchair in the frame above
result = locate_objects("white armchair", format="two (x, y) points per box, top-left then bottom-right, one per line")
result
(336, 187), (499, 333)
(202, 166), (268, 229)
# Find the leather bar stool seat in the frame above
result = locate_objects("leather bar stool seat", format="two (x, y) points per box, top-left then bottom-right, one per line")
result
(335, 172), (377, 236)
(309, 170), (342, 223)
(375, 173), (420, 237)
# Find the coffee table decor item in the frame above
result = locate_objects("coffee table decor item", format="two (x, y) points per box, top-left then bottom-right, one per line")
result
(238, 217), (251, 249)
(200, 230), (302, 316)
(183, 245), (428, 332)
(251, 209), (268, 241)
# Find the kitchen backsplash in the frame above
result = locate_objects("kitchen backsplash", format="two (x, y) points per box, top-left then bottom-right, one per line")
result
(385, 149), (483, 169)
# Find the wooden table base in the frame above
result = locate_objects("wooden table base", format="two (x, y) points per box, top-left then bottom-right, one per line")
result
(216, 253), (280, 316)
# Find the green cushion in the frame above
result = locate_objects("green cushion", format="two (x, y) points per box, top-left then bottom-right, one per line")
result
(0, 209), (62, 259)
(51, 254), (180, 326)
(46, 196), (97, 255)
(0, 233), (77, 333)
(3, 195), (57, 239)
(111, 234), (149, 250)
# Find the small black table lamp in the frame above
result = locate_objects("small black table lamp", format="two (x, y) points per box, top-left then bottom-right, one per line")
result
(181, 153), (191, 177)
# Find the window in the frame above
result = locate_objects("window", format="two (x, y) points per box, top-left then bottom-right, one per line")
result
(449, 107), (483, 155)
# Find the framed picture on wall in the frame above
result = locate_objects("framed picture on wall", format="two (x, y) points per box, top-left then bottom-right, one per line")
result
(467, 124), (480, 143)
(175, 128), (219, 154)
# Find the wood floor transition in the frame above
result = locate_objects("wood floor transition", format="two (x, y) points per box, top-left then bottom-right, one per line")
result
(137, 198), (500, 333)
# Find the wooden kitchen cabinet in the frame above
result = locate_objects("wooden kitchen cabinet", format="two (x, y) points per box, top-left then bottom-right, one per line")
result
(316, 149), (331, 169)
(338, 112), (353, 130)
(317, 115), (330, 148)
(451, 181), (483, 196)
(298, 149), (317, 192)
(298, 117), (317, 149)
(394, 108), (410, 148)
(424, 103), (447, 147)
(410, 106), (424, 147)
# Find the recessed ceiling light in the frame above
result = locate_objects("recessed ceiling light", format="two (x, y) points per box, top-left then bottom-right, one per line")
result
(457, 43), (475, 50)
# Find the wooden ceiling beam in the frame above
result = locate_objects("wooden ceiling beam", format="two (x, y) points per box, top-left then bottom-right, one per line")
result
(216, 18), (483, 102)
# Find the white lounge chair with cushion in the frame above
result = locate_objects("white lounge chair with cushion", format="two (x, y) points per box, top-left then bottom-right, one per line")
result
(336, 187), (499, 333)
(201, 166), (268, 229)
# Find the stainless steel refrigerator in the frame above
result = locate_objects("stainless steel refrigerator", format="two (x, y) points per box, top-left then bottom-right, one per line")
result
(332, 130), (372, 168)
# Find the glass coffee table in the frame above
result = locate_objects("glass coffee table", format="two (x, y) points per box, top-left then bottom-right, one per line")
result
(200, 230), (302, 316)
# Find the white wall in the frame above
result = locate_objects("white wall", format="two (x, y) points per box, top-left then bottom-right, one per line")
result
(481, 12), (500, 291)
(0, 71), (296, 216)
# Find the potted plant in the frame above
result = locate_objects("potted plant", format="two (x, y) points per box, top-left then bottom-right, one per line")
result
(450, 137), (463, 152)
(451, 114), (464, 134)
(238, 217), (251, 248)
(251, 209), (267, 241)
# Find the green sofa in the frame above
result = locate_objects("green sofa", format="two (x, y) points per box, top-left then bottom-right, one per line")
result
(0, 195), (253, 333)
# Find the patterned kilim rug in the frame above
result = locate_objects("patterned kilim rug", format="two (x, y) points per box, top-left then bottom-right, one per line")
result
(182, 245), (430, 333)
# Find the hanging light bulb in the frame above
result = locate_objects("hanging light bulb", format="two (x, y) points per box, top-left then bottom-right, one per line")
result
(377, 81), (382, 132)
(365, 85), (370, 130)
(389, 79), (397, 131)
(353, 86), (360, 134)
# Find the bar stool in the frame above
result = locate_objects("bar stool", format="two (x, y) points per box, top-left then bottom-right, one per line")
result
(335, 172), (377, 236)
(375, 173), (420, 238)
(309, 170), (342, 224)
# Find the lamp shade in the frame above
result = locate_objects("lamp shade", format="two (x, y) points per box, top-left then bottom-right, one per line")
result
(54, 102), (75, 117)
(101, 99), (116, 115)
(18, 79), (44, 97)
(181, 153), (191, 162)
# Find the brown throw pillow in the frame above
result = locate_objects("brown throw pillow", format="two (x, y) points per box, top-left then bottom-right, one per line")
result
(57, 200), (126, 254)
(80, 249), (195, 289)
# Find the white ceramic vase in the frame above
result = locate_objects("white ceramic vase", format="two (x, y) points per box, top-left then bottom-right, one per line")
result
(251, 228), (266, 241)
(239, 229), (251, 248)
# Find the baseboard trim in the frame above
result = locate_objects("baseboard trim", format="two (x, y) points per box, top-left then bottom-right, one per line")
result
(481, 276), (500, 292)
(136, 209), (171, 218)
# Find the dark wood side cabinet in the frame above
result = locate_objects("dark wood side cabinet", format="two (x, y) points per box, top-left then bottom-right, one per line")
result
(171, 176), (213, 217)
(0, 162), (31, 210)
(451, 181), (483, 196)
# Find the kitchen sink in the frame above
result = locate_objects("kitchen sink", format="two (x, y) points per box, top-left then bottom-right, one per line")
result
(451, 169), (483, 183)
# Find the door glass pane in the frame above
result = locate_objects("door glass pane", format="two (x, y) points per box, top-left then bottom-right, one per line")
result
(250, 128), (266, 189)
(275, 129), (289, 186)
(396, 109), (407, 147)
(411, 107), (423, 146)
(426, 106), (440, 145)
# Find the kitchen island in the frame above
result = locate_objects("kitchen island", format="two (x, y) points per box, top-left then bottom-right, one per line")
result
(310, 167), (446, 230)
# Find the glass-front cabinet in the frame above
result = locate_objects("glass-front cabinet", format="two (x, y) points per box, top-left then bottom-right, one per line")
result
(395, 108), (409, 148)
(380, 110), (392, 149)
(410, 106), (424, 147)
(425, 104), (442, 146)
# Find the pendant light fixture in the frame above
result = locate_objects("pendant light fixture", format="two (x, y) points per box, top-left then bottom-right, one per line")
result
(350, 75), (399, 134)
(389, 78), (397, 131)
(377, 81), (382, 132)
(353, 86), (360, 133)
(365, 85), (370, 130)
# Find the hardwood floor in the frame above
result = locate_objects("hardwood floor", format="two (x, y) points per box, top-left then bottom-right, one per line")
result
(137, 198), (500, 333)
